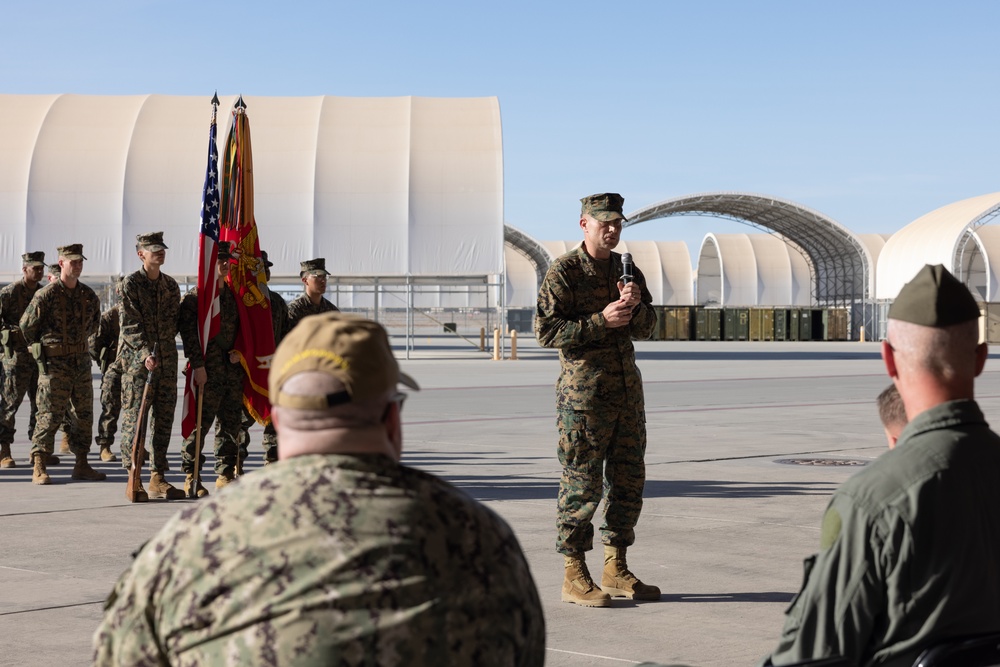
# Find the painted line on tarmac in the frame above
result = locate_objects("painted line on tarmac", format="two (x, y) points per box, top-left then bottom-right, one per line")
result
(546, 647), (642, 663)
(0, 503), (140, 518)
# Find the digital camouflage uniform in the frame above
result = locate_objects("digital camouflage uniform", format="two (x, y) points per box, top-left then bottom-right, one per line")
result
(765, 400), (1000, 667)
(117, 267), (181, 472)
(237, 287), (288, 464)
(0, 278), (42, 450)
(89, 304), (121, 450)
(93, 454), (546, 666)
(535, 245), (655, 555)
(286, 292), (339, 332)
(19, 278), (101, 458)
(178, 284), (242, 476)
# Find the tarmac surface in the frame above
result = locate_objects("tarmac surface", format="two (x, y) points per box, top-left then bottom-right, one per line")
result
(4, 336), (999, 666)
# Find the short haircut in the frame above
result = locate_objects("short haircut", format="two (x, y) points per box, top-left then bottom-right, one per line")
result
(877, 383), (906, 430)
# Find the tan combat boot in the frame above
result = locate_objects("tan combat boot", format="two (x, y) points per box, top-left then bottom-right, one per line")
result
(562, 554), (611, 607)
(184, 473), (209, 498)
(602, 545), (661, 601)
(148, 472), (185, 500)
(59, 432), (71, 453)
(1, 444), (16, 468)
(32, 453), (51, 485)
(215, 471), (235, 489)
(71, 451), (107, 481)
(99, 445), (117, 462)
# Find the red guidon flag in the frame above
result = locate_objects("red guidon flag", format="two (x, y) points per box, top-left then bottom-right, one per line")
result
(219, 96), (275, 425)
(181, 95), (222, 439)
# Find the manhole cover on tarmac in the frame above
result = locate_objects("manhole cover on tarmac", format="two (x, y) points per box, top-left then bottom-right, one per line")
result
(774, 458), (870, 467)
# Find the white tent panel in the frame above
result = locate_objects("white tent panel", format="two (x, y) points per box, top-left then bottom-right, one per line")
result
(0, 94), (502, 280)
(0, 95), (58, 264)
(746, 235), (791, 305)
(505, 245), (538, 309)
(315, 97), (411, 276)
(123, 95), (230, 276)
(656, 241), (694, 306)
(788, 243), (812, 306)
(27, 95), (148, 274)
(408, 97), (503, 277)
(876, 193), (1000, 299)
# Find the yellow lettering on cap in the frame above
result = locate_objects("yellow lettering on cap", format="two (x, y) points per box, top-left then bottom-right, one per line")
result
(280, 349), (349, 374)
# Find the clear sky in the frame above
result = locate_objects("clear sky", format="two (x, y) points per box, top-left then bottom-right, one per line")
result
(4, 1), (998, 261)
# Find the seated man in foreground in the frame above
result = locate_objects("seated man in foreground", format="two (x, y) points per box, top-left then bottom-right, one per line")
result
(93, 312), (545, 666)
(762, 264), (1000, 666)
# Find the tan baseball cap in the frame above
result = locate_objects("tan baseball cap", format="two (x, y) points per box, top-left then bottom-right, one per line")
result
(270, 312), (419, 410)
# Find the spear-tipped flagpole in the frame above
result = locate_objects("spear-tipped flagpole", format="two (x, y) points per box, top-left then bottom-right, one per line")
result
(211, 91), (220, 123)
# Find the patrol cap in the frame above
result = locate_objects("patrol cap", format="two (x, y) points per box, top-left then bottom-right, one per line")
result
(270, 312), (419, 410)
(261, 250), (274, 267)
(580, 193), (628, 222)
(58, 244), (87, 260)
(21, 251), (45, 267)
(300, 258), (330, 278)
(217, 241), (234, 261)
(47, 263), (60, 277)
(136, 232), (168, 252)
(888, 264), (980, 328)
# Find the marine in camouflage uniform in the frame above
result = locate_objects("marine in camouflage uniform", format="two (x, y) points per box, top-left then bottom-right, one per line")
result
(535, 193), (659, 607)
(89, 302), (121, 462)
(19, 244), (105, 484)
(762, 266), (1000, 667)
(93, 312), (545, 666)
(0, 251), (45, 468)
(118, 233), (184, 501)
(178, 242), (243, 490)
(236, 250), (288, 466)
(286, 257), (339, 332)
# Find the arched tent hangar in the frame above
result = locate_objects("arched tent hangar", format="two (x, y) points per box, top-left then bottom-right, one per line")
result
(0, 93), (507, 353)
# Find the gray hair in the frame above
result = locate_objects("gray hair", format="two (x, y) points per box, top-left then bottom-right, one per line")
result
(887, 319), (980, 382)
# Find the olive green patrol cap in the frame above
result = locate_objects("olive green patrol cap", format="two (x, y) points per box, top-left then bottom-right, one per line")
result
(217, 241), (234, 261)
(47, 263), (60, 277)
(270, 312), (419, 410)
(580, 193), (628, 222)
(300, 257), (330, 278)
(58, 244), (87, 260)
(136, 232), (168, 251)
(888, 264), (980, 328)
(21, 251), (45, 267)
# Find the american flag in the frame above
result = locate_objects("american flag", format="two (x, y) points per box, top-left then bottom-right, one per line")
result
(181, 105), (221, 439)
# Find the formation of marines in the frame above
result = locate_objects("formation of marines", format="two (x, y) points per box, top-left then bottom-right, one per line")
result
(0, 234), (337, 500)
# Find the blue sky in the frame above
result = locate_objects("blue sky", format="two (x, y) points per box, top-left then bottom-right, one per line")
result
(4, 1), (998, 260)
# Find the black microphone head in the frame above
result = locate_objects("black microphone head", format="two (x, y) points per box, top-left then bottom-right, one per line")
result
(622, 252), (632, 266)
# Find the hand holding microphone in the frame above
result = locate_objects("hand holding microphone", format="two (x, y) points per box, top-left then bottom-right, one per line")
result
(618, 252), (641, 308)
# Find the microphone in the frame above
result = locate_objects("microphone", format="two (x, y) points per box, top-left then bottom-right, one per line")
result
(621, 252), (634, 285)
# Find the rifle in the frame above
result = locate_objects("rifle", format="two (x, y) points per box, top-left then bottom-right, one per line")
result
(188, 384), (204, 499)
(126, 342), (158, 503)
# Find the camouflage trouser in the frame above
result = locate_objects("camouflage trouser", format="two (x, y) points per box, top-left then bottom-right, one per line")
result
(182, 358), (243, 476)
(556, 407), (646, 555)
(237, 406), (278, 464)
(30, 353), (93, 458)
(118, 350), (177, 473)
(95, 366), (122, 449)
(0, 350), (39, 445)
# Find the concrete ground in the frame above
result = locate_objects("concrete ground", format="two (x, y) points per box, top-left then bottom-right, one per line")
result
(3, 336), (997, 666)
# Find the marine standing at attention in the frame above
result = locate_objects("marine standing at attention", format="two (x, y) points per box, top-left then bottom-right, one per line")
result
(535, 193), (660, 607)
(286, 257), (338, 332)
(19, 244), (105, 485)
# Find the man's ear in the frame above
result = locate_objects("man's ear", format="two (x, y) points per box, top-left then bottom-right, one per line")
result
(975, 341), (989, 377)
(881, 340), (898, 379)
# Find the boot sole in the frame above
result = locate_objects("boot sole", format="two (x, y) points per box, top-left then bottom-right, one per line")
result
(602, 586), (661, 600)
(32, 477), (52, 485)
(561, 592), (611, 607)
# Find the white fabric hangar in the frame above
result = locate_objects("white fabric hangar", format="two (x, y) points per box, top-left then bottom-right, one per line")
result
(696, 233), (811, 307)
(0, 94), (504, 285)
